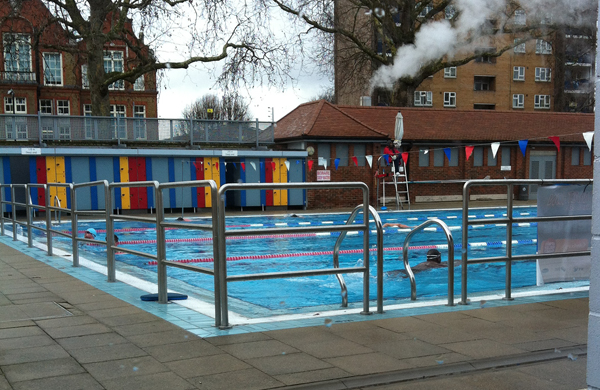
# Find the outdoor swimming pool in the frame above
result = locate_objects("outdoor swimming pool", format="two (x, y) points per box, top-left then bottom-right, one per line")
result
(29, 206), (554, 316)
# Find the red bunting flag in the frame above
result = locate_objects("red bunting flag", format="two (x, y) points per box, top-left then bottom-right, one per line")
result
(401, 152), (408, 164)
(352, 156), (358, 166)
(215, 162), (219, 171)
(308, 160), (314, 171)
(240, 162), (245, 172)
(549, 136), (560, 152)
(465, 146), (474, 161)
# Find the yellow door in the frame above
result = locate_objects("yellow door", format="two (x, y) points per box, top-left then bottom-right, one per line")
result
(273, 158), (281, 205)
(279, 158), (288, 206)
(119, 156), (130, 210)
(46, 156), (67, 208)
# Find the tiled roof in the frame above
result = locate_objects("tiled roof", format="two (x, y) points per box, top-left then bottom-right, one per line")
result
(275, 100), (388, 141)
(276, 101), (594, 143)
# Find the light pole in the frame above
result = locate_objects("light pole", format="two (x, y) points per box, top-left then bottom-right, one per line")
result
(8, 89), (15, 114)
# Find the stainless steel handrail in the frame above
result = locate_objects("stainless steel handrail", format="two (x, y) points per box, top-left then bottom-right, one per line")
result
(53, 195), (61, 224)
(461, 179), (592, 305)
(216, 182), (371, 329)
(402, 218), (455, 306)
(333, 204), (385, 313)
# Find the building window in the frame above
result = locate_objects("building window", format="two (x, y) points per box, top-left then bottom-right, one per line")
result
(133, 105), (147, 140)
(501, 147), (511, 166)
(84, 104), (93, 139)
(534, 95), (551, 109)
(487, 148), (497, 166)
(449, 149), (458, 166)
(419, 148), (429, 167)
(474, 47), (496, 63)
(57, 100), (70, 115)
(4, 97), (27, 139)
(473, 147), (483, 166)
(335, 143), (349, 166)
(39, 99), (52, 114)
(56, 100), (70, 139)
(474, 76), (494, 91)
(445, 5), (456, 19)
(535, 39), (552, 54)
(513, 9), (526, 25)
(583, 148), (592, 165)
(42, 53), (62, 86)
(571, 147), (580, 166)
(81, 65), (89, 89)
(513, 94), (524, 109)
(133, 75), (145, 91)
(104, 51), (124, 90)
(473, 104), (495, 110)
(3, 33), (32, 80)
(418, 3), (433, 18)
(414, 91), (432, 106)
(433, 148), (444, 167)
(110, 105), (126, 138)
(513, 40), (526, 54)
(535, 67), (551, 82)
(318, 143), (330, 167)
(443, 92), (456, 107)
(354, 144), (366, 167)
(513, 66), (525, 81)
(444, 67), (457, 78)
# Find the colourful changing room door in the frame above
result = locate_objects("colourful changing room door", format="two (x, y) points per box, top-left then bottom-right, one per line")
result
(46, 156), (67, 209)
(119, 157), (131, 210)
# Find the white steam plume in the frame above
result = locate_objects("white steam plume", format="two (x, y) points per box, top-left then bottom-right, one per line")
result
(371, 0), (596, 90)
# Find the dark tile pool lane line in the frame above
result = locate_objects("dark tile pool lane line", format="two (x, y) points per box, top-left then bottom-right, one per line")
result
(0, 234), (589, 339)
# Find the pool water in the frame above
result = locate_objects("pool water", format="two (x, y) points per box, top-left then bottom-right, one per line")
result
(38, 206), (543, 315)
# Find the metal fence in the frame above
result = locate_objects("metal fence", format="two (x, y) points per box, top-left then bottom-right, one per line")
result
(0, 114), (275, 146)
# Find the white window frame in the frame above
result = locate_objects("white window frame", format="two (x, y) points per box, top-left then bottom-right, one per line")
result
(513, 39), (526, 54)
(534, 95), (551, 109)
(57, 100), (70, 115)
(535, 67), (552, 82)
(513, 66), (525, 81)
(39, 99), (53, 114)
(4, 96), (27, 139)
(513, 9), (526, 25)
(414, 91), (432, 107)
(104, 51), (125, 90)
(110, 104), (126, 139)
(81, 64), (89, 89)
(133, 105), (147, 140)
(512, 94), (524, 109)
(42, 52), (63, 86)
(2, 33), (32, 78)
(536, 39), (552, 55)
(133, 75), (145, 91)
(443, 92), (456, 108)
(84, 104), (93, 139)
(39, 99), (53, 139)
(444, 67), (457, 78)
(56, 100), (70, 139)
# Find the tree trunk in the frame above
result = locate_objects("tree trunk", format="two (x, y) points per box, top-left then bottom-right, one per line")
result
(393, 81), (416, 107)
(87, 3), (110, 116)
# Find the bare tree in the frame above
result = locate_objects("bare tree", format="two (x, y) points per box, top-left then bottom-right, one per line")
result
(18, 0), (295, 115)
(270, 0), (596, 106)
(183, 92), (252, 121)
(309, 87), (335, 103)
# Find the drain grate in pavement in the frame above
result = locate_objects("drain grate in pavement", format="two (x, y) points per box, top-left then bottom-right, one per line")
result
(0, 302), (72, 323)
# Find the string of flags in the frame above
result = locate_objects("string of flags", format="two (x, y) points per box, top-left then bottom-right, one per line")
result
(186, 131), (594, 172)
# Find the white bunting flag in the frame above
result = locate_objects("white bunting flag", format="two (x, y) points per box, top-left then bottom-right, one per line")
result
(285, 161), (290, 171)
(250, 161), (256, 171)
(491, 142), (500, 158)
(583, 131), (594, 151)
(366, 155), (373, 168)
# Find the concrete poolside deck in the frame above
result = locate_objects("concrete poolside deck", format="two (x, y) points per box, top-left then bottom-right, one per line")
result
(0, 237), (589, 390)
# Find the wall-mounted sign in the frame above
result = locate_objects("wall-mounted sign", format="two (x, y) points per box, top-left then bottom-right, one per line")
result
(222, 150), (238, 157)
(21, 148), (41, 155)
(316, 170), (330, 181)
(501, 166), (511, 171)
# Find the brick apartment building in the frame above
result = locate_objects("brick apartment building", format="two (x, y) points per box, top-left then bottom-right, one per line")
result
(275, 100), (593, 209)
(0, 0), (157, 139)
(334, 1), (595, 114)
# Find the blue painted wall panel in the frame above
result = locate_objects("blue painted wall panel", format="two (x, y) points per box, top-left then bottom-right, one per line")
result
(89, 157), (98, 210)
(244, 158), (261, 207)
(112, 157), (121, 210)
(71, 157), (91, 210)
(3, 157), (11, 212)
(151, 158), (170, 208)
(145, 157), (154, 209)
(288, 158), (305, 206)
(95, 157), (114, 210)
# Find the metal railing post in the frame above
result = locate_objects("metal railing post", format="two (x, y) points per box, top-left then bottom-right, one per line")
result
(361, 193), (370, 315)
(169, 119), (174, 141)
(216, 184), (229, 328)
(11, 185), (16, 241)
(37, 112), (42, 145)
(26, 185), (33, 247)
(45, 185), (52, 256)
(255, 118), (259, 148)
(0, 184), (4, 236)
(461, 182), (470, 305)
(189, 118), (194, 146)
(105, 182), (115, 281)
(208, 181), (222, 326)
(71, 186), (79, 267)
(155, 183), (168, 303)
(504, 183), (514, 300)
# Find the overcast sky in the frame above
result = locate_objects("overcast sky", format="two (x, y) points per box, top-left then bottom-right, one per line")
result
(156, 63), (331, 122)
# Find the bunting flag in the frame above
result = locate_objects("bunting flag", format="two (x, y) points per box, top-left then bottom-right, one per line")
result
(352, 156), (358, 166)
(334, 158), (340, 170)
(548, 136), (560, 152)
(285, 161), (290, 171)
(366, 155), (373, 168)
(308, 160), (314, 171)
(491, 142), (500, 158)
(271, 161), (276, 170)
(465, 146), (474, 161)
(215, 162), (219, 171)
(318, 157), (326, 167)
(583, 131), (594, 151)
(518, 140), (528, 156)
(423, 149), (429, 154)
(401, 152), (408, 164)
(323, 160), (328, 169)
(443, 148), (451, 161)
(192, 162), (197, 168)
(241, 162), (246, 172)
(250, 161), (256, 171)
(296, 160), (300, 164)
(384, 155), (390, 164)
(233, 162), (236, 168)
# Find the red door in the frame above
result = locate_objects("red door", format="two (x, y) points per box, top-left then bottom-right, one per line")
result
(36, 156), (46, 206)
(265, 158), (273, 206)
(128, 157), (139, 209)
(194, 158), (205, 208)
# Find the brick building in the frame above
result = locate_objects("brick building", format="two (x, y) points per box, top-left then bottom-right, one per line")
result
(275, 100), (593, 209)
(334, 1), (595, 113)
(0, 0), (157, 140)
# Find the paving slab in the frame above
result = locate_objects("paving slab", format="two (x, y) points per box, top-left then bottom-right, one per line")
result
(165, 353), (251, 378)
(191, 368), (283, 390)
(56, 332), (129, 350)
(324, 352), (412, 376)
(41, 323), (112, 339)
(0, 334), (55, 350)
(0, 344), (70, 365)
(68, 342), (148, 364)
(83, 356), (170, 381)
(143, 339), (223, 362)
(219, 339), (300, 359)
(99, 372), (195, 390)
(126, 329), (200, 348)
(3, 357), (85, 383)
(440, 339), (526, 360)
(11, 373), (103, 390)
(246, 352), (333, 376)
(274, 367), (350, 386)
